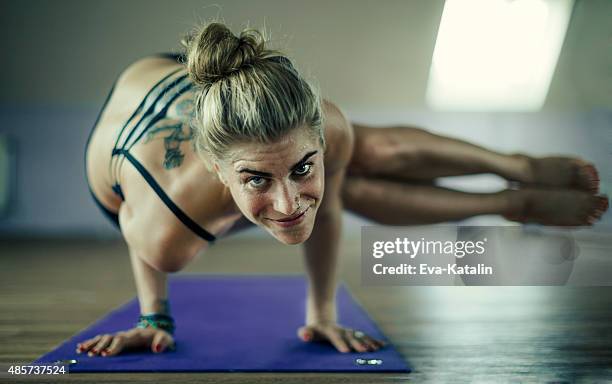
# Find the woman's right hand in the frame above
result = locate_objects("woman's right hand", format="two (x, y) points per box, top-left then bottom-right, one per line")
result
(76, 327), (175, 357)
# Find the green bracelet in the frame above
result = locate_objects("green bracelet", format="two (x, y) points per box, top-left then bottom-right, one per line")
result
(136, 313), (175, 335)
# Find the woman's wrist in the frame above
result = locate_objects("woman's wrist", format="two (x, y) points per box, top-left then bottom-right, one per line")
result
(306, 298), (337, 325)
(141, 298), (171, 316)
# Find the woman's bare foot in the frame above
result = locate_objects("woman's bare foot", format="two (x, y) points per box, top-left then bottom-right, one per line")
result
(512, 154), (600, 193)
(502, 188), (608, 226)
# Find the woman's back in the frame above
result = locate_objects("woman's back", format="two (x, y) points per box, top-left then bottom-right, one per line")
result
(86, 56), (183, 210)
(85, 55), (241, 256)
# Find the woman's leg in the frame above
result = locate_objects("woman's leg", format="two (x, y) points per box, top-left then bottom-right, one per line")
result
(341, 176), (608, 226)
(349, 125), (599, 192)
(342, 176), (509, 225)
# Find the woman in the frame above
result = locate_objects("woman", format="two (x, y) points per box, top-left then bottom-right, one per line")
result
(80, 22), (608, 357)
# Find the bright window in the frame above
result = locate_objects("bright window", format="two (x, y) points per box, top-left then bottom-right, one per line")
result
(426, 0), (574, 111)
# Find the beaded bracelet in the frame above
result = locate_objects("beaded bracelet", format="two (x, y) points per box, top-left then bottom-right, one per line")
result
(136, 313), (176, 335)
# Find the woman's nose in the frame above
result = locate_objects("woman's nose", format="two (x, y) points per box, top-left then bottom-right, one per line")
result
(272, 183), (299, 215)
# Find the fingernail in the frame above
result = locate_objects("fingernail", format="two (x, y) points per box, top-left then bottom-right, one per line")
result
(303, 333), (312, 342)
(154, 344), (161, 353)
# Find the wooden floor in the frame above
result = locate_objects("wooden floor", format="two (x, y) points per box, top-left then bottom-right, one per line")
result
(1, 233), (612, 383)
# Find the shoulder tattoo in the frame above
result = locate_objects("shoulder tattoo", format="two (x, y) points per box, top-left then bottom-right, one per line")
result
(143, 98), (197, 170)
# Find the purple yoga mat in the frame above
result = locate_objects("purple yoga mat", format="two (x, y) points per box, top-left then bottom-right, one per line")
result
(32, 275), (410, 373)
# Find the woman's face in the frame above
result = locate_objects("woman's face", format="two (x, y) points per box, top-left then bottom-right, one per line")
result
(215, 127), (324, 245)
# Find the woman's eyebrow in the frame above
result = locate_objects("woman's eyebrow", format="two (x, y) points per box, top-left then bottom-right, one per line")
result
(237, 151), (318, 176)
(290, 151), (318, 170)
(237, 168), (273, 177)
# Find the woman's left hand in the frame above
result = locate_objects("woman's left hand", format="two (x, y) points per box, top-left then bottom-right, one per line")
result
(297, 323), (386, 353)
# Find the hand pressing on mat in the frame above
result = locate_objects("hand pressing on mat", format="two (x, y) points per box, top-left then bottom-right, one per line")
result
(75, 327), (175, 357)
(298, 323), (386, 353)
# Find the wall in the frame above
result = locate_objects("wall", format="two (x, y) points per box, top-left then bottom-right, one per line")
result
(0, 0), (610, 237)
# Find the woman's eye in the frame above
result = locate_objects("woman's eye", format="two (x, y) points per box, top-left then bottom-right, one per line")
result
(248, 177), (267, 188)
(293, 163), (312, 176)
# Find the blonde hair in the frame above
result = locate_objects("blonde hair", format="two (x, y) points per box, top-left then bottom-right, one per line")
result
(182, 22), (325, 168)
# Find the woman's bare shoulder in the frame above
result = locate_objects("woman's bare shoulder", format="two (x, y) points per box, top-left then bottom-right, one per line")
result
(322, 99), (355, 174)
(117, 55), (183, 87)
(118, 126), (238, 250)
(99, 55), (185, 126)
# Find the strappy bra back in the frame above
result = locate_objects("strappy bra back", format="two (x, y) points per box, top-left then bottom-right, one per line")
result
(109, 65), (216, 243)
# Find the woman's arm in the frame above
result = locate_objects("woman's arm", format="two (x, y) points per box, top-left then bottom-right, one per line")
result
(128, 246), (170, 315)
(302, 101), (354, 326)
(298, 101), (380, 352)
(300, 101), (386, 353)
(302, 173), (344, 327)
(76, 203), (189, 357)
(75, 245), (177, 357)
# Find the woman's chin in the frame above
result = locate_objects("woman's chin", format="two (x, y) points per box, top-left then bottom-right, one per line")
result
(276, 236), (303, 245)
(268, 226), (314, 245)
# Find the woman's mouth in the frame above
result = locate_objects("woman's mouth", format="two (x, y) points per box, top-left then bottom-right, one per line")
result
(270, 207), (309, 228)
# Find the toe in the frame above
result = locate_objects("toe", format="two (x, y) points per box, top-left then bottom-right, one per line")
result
(578, 163), (600, 193)
(597, 196), (609, 212)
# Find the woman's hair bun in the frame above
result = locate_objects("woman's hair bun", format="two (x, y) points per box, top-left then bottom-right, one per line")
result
(183, 22), (268, 86)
